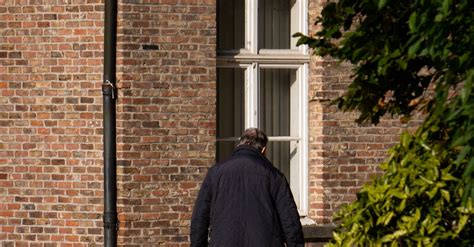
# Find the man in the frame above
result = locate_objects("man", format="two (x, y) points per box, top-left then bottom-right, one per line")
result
(191, 128), (304, 246)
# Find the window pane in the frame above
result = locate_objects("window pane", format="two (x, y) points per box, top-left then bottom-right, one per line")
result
(217, 141), (239, 162)
(258, 0), (296, 49)
(217, 0), (245, 50)
(259, 68), (299, 184)
(265, 141), (291, 179)
(259, 68), (296, 136)
(217, 68), (245, 139)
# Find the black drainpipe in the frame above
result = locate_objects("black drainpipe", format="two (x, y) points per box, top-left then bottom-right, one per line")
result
(102, 0), (118, 246)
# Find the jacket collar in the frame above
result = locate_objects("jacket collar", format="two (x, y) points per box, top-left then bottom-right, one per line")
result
(232, 145), (264, 158)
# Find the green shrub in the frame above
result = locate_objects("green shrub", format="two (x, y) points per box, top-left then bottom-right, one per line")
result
(295, 0), (474, 245)
(327, 78), (474, 246)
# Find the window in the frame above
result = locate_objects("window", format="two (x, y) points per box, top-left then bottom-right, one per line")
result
(216, 0), (309, 215)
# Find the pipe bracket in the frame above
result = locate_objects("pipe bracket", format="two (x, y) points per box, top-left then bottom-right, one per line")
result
(102, 80), (116, 99)
(103, 212), (118, 230)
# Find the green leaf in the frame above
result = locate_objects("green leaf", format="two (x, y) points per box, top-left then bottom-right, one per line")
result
(441, 189), (450, 202)
(333, 231), (343, 243)
(408, 12), (417, 32)
(396, 199), (407, 212)
(419, 175), (434, 185)
(455, 215), (468, 234)
(420, 141), (431, 151)
(408, 39), (422, 57)
(426, 186), (438, 199)
(376, 211), (395, 226)
(392, 230), (408, 238)
(392, 190), (408, 199)
(378, 0), (388, 10)
(292, 32), (304, 38)
(397, 59), (408, 70)
(463, 158), (474, 179)
(435, 14), (444, 22)
(381, 233), (396, 242)
(296, 36), (309, 46)
(401, 132), (411, 148)
(441, 172), (457, 181)
(381, 230), (407, 242)
(442, 0), (452, 15)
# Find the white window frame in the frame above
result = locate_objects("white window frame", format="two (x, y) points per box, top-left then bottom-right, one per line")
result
(216, 0), (309, 216)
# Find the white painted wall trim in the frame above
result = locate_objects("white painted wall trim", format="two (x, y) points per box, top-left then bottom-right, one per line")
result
(298, 63), (309, 215)
(247, 0), (258, 53)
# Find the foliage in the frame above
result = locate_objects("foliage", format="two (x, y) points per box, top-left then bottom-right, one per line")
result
(294, 0), (474, 245)
(295, 0), (474, 124)
(328, 78), (474, 246)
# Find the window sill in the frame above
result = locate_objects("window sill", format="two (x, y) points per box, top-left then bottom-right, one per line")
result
(217, 53), (311, 65)
(303, 224), (336, 243)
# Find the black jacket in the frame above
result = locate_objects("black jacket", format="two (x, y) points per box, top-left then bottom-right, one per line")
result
(190, 145), (304, 246)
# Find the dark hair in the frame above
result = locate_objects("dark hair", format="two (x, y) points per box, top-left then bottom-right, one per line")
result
(238, 128), (268, 151)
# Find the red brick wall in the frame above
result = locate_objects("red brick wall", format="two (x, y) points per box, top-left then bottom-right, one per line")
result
(307, 60), (422, 224)
(306, 0), (421, 224)
(0, 1), (105, 245)
(307, 58), (406, 223)
(115, 1), (216, 245)
(0, 0), (216, 246)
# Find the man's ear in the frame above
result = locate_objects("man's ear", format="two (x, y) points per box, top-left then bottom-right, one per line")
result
(261, 146), (266, 155)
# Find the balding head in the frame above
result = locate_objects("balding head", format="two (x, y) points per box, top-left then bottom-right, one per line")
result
(238, 128), (268, 152)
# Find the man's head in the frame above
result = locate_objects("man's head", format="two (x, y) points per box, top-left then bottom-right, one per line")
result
(238, 128), (268, 154)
